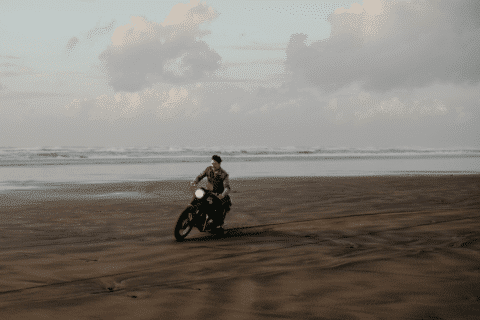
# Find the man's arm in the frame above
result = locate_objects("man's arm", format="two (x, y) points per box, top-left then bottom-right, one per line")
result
(192, 167), (208, 185)
(219, 174), (231, 198)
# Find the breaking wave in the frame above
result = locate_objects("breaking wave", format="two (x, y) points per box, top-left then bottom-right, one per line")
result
(0, 146), (478, 165)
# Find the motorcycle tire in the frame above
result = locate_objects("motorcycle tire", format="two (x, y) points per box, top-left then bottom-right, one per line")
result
(174, 208), (193, 241)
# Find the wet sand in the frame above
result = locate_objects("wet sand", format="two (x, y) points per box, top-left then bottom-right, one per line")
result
(1, 175), (479, 319)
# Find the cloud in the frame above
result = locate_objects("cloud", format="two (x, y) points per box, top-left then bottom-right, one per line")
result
(0, 91), (70, 101)
(65, 20), (116, 58)
(213, 58), (287, 85)
(0, 62), (40, 78)
(316, 80), (480, 129)
(186, 81), (311, 117)
(86, 20), (116, 39)
(99, 0), (221, 92)
(0, 71), (20, 77)
(160, 0), (217, 36)
(326, 90), (447, 124)
(62, 75), (307, 123)
(63, 84), (206, 121)
(0, 82), (3, 91)
(229, 43), (287, 51)
(66, 36), (79, 55)
(0, 55), (21, 59)
(285, 0), (480, 93)
(0, 62), (17, 68)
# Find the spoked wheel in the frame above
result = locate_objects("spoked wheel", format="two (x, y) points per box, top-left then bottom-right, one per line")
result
(174, 208), (193, 242)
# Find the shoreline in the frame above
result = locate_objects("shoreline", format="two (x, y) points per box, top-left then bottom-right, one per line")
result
(1, 171), (479, 190)
(2, 174), (479, 214)
(1, 154), (479, 190)
(1, 174), (479, 319)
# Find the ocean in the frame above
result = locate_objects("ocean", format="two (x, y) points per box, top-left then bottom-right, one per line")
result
(0, 146), (479, 192)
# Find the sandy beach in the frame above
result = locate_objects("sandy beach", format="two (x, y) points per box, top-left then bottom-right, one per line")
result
(1, 175), (479, 319)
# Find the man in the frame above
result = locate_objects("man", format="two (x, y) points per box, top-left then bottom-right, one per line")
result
(191, 155), (232, 227)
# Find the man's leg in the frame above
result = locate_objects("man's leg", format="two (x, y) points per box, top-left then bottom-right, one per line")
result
(209, 197), (225, 227)
(218, 196), (231, 226)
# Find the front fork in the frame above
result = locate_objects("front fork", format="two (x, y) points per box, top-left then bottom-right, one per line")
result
(187, 202), (208, 231)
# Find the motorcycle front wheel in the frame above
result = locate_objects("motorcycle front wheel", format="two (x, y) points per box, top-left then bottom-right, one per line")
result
(174, 207), (193, 241)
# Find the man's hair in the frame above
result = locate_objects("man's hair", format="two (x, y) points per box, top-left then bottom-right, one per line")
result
(212, 155), (222, 163)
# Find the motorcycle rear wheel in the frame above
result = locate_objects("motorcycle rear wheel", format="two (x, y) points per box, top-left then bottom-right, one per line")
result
(174, 208), (193, 241)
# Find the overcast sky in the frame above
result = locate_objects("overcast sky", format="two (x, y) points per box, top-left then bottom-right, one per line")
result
(1, 0), (479, 148)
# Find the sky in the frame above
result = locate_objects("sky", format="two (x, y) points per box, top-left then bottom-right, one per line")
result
(0, 0), (479, 148)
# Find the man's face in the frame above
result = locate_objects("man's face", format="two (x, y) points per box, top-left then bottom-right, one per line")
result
(211, 159), (220, 170)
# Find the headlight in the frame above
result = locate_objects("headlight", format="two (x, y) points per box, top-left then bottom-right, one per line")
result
(195, 189), (205, 199)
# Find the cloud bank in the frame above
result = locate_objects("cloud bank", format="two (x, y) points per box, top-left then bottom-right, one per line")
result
(64, 84), (204, 121)
(99, 0), (221, 92)
(18, 0), (478, 147)
(285, 0), (480, 92)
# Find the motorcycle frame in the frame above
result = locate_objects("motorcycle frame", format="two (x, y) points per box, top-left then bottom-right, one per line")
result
(188, 188), (223, 232)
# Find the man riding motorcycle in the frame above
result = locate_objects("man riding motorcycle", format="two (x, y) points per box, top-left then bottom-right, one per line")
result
(190, 155), (232, 228)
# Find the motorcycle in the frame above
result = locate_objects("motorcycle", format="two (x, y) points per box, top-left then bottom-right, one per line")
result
(174, 187), (226, 241)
